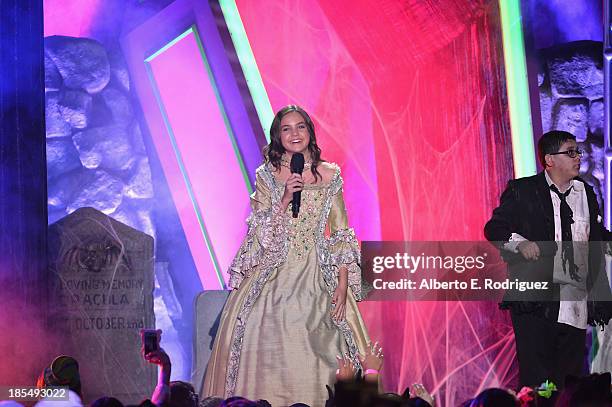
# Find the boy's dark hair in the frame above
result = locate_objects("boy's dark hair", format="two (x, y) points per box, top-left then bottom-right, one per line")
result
(537, 130), (576, 167)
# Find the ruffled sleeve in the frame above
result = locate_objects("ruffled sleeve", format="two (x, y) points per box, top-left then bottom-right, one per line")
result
(326, 173), (364, 301)
(228, 168), (288, 289)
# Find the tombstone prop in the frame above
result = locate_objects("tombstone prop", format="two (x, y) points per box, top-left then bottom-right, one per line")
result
(47, 207), (155, 404)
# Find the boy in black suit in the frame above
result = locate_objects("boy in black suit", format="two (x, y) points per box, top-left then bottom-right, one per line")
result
(485, 130), (612, 387)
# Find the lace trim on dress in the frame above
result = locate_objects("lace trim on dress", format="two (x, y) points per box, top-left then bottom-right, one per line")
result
(225, 165), (290, 397)
(327, 228), (363, 301)
(315, 164), (364, 369)
(228, 202), (289, 289)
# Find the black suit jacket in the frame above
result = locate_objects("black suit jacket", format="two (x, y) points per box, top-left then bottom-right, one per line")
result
(484, 171), (612, 327)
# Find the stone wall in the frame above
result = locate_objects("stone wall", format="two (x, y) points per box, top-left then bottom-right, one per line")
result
(45, 36), (189, 379)
(45, 36), (154, 238)
(538, 39), (612, 374)
(538, 40), (604, 207)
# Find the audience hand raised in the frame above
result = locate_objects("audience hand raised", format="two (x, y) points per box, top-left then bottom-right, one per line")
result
(412, 383), (435, 407)
(358, 341), (384, 372)
(335, 353), (357, 381)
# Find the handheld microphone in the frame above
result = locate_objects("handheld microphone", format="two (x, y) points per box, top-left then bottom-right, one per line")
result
(290, 153), (305, 218)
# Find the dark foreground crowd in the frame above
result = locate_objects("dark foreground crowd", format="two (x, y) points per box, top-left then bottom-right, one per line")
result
(3, 347), (612, 407)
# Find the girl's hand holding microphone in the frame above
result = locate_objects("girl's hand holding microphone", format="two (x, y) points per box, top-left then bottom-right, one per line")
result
(281, 173), (304, 210)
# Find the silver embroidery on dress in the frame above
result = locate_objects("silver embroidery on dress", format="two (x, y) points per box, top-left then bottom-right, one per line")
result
(225, 165), (289, 396)
(315, 164), (363, 368)
(224, 163), (365, 395)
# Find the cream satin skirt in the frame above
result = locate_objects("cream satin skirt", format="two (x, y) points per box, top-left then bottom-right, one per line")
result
(201, 248), (370, 406)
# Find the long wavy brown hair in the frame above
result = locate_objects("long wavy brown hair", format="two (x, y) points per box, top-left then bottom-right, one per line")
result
(263, 105), (324, 182)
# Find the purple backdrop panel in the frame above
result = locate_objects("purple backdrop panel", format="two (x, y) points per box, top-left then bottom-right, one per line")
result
(147, 28), (251, 288)
(122, 0), (261, 289)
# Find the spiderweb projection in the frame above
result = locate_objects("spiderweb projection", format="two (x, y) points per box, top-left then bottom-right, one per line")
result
(236, 0), (516, 404)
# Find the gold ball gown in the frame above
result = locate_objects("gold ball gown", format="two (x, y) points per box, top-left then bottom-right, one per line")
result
(201, 162), (370, 406)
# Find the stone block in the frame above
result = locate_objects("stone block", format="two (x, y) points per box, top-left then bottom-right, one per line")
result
(66, 170), (124, 214)
(552, 98), (588, 142)
(47, 137), (82, 178)
(46, 91), (72, 138)
(45, 36), (110, 94)
(58, 89), (92, 129)
(124, 157), (153, 199)
(45, 53), (62, 91)
(108, 49), (130, 93)
(546, 41), (603, 100)
(101, 87), (134, 126)
(539, 86), (554, 133)
(73, 125), (134, 170)
(48, 168), (85, 210)
(588, 99), (604, 136)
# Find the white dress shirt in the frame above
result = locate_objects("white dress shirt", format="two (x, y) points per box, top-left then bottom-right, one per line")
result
(504, 171), (589, 329)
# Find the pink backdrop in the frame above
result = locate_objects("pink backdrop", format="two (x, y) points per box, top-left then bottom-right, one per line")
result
(43, 0), (519, 403)
(236, 0), (516, 404)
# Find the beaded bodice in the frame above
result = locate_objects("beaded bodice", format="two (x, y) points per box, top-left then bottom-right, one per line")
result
(282, 184), (329, 259)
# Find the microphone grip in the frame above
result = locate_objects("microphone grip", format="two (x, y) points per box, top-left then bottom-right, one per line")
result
(292, 191), (301, 218)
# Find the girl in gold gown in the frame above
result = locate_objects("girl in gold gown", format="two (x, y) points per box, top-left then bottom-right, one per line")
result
(201, 105), (369, 406)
